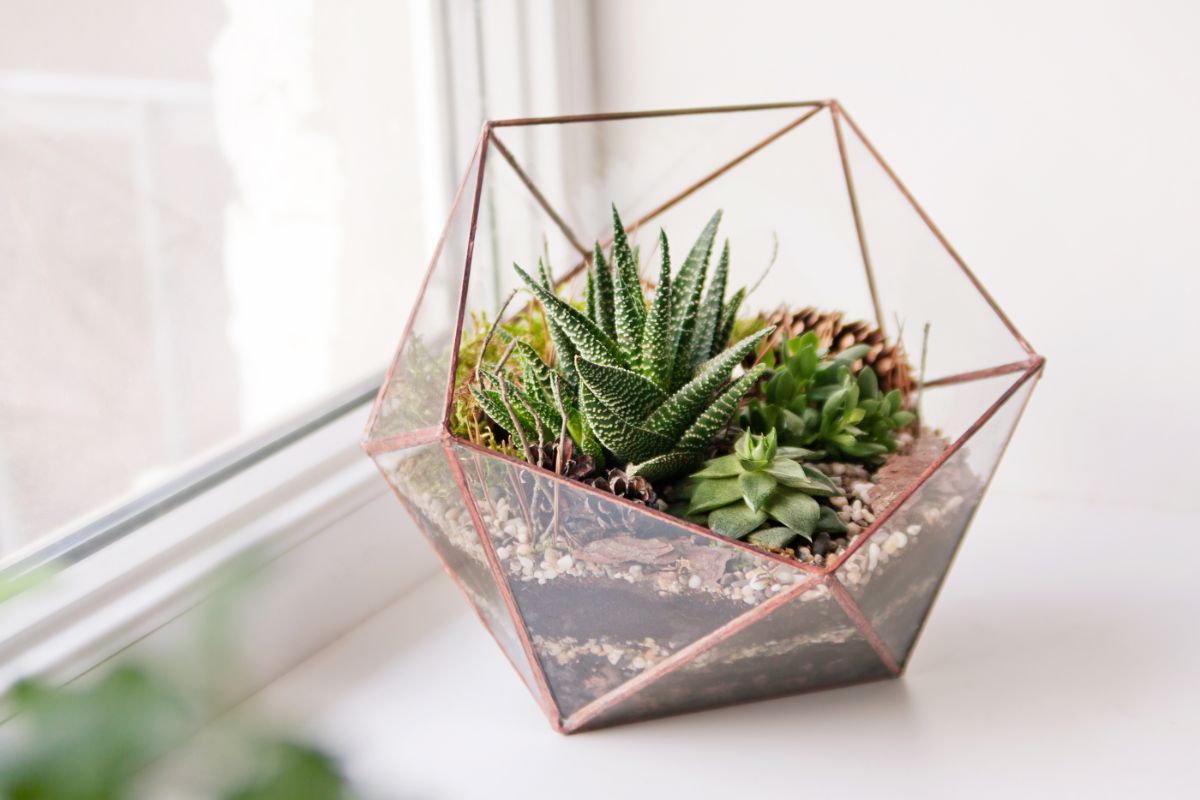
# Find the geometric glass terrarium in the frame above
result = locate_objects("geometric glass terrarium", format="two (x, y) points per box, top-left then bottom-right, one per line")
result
(362, 100), (1043, 734)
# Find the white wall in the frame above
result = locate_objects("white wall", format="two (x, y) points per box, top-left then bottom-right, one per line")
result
(584, 0), (1199, 508)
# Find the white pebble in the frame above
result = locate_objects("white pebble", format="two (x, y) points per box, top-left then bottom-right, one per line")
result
(906, 524), (922, 536)
(851, 482), (873, 502)
(516, 543), (533, 557)
(607, 650), (623, 665)
(496, 546), (511, 559)
(868, 542), (881, 570)
(518, 556), (535, 571)
(629, 565), (643, 577)
(556, 554), (574, 571)
(688, 575), (702, 589)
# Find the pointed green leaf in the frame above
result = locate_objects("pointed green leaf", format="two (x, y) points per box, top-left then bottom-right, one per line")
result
(690, 239), (730, 374)
(708, 502), (768, 539)
(574, 356), (667, 420)
(470, 386), (535, 440)
(714, 286), (746, 357)
(739, 471), (777, 512)
(510, 341), (561, 402)
(816, 505), (848, 535)
(579, 382), (673, 463)
(482, 370), (561, 437)
(801, 465), (842, 496)
(669, 210), (722, 389)
(746, 526), (800, 548)
(591, 243), (617, 339)
(834, 343), (871, 364)
(584, 261), (597, 322)
(765, 459), (839, 496)
(691, 454), (742, 479)
(688, 476), (742, 514)
(857, 365), (880, 399)
(515, 263), (622, 367)
(639, 230), (674, 389)
(765, 492), (820, 535)
(627, 451), (703, 482)
(644, 329), (772, 439)
(676, 364), (767, 451)
(610, 205), (645, 361)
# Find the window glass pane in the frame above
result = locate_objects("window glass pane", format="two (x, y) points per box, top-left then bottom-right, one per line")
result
(0, 1), (438, 557)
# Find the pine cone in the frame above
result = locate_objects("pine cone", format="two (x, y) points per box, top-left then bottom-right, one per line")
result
(758, 307), (913, 397)
(588, 468), (659, 508)
(525, 438), (596, 481)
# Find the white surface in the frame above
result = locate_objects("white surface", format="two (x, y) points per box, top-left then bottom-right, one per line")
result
(240, 489), (1199, 799)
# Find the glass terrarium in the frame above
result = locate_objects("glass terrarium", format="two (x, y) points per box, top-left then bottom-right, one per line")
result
(363, 101), (1043, 734)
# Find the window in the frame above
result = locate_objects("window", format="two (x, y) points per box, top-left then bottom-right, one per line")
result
(0, 0), (526, 567)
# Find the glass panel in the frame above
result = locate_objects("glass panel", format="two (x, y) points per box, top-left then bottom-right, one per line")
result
(450, 442), (808, 719)
(372, 442), (539, 697)
(573, 579), (893, 731)
(833, 368), (1039, 666)
(485, 105), (877, 322)
(836, 109), (1032, 378)
(367, 145), (481, 442)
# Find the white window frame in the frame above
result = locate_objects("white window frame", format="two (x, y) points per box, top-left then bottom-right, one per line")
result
(0, 0), (594, 708)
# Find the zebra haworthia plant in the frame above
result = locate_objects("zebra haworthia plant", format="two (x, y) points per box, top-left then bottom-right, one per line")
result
(470, 206), (770, 482)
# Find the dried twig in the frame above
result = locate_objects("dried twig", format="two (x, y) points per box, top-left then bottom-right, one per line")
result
(497, 379), (530, 458)
(550, 376), (569, 475)
(493, 337), (519, 374)
(916, 321), (931, 426)
(747, 230), (780, 298)
(474, 289), (518, 384)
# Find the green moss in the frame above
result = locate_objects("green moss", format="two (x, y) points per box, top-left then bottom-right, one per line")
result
(449, 301), (554, 454)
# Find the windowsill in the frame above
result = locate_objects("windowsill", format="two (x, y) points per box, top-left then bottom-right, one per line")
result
(204, 490), (1197, 797)
(0, 402), (437, 698)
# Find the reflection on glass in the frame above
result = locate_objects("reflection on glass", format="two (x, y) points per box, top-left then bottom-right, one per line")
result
(1, 1), (432, 558)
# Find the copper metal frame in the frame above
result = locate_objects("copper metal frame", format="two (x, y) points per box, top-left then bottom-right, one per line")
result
(362, 100), (1044, 733)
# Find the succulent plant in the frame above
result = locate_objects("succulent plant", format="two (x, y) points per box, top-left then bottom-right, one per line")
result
(471, 206), (770, 481)
(682, 430), (847, 548)
(742, 330), (915, 461)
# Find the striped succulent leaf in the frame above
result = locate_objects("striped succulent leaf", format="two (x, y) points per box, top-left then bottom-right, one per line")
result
(514, 264), (622, 367)
(574, 357), (666, 420)
(677, 364), (766, 451)
(690, 239), (730, 372)
(474, 206), (765, 481)
(579, 383), (675, 463)
(609, 205), (646, 363)
(643, 328), (772, 440)
(715, 286), (746, 357)
(590, 243), (617, 339)
(639, 230), (674, 390)
(668, 210), (722, 390)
